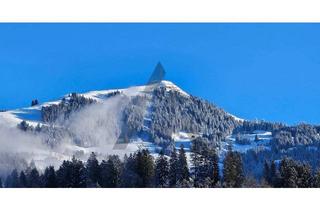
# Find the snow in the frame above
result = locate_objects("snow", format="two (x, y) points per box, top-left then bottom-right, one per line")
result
(0, 106), (42, 128)
(224, 131), (272, 154)
(253, 130), (272, 135)
(228, 113), (245, 122)
(172, 132), (201, 152)
(79, 89), (121, 101)
(172, 132), (195, 167)
(172, 131), (193, 141)
(159, 80), (189, 97)
(42, 100), (62, 107)
(0, 80), (256, 171)
(0, 80), (191, 129)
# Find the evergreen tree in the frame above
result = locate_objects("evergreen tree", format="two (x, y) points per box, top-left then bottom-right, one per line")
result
(18, 120), (29, 131)
(275, 158), (313, 188)
(57, 156), (86, 188)
(279, 158), (298, 188)
(19, 171), (27, 188)
(27, 168), (41, 188)
(99, 155), (122, 188)
(191, 147), (204, 187)
(263, 160), (271, 184)
(177, 145), (190, 183)
(270, 161), (278, 186)
(313, 170), (320, 187)
(0, 177), (2, 188)
(31, 99), (39, 106)
(86, 152), (100, 186)
(296, 163), (313, 188)
(35, 123), (42, 132)
(223, 150), (244, 188)
(191, 138), (219, 187)
(43, 166), (57, 188)
(191, 138), (209, 187)
(169, 148), (179, 187)
(70, 157), (86, 188)
(211, 150), (220, 187)
(5, 169), (19, 188)
(155, 150), (169, 187)
(57, 160), (72, 187)
(120, 154), (141, 187)
(263, 160), (280, 187)
(135, 149), (155, 187)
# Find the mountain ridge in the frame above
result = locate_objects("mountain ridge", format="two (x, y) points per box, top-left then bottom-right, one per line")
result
(1, 79), (320, 179)
(0, 80), (242, 128)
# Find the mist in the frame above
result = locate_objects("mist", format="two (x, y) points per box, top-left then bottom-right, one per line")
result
(65, 95), (130, 147)
(0, 94), (138, 176)
(0, 122), (50, 176)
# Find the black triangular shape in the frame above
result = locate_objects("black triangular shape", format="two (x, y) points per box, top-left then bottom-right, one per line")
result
(147, 62), (166, 85)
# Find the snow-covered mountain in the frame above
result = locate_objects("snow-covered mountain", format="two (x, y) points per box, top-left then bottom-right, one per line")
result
(1, 78), (320, 179)
(0, 81), (190, 128)
(0, 80), (246, 173)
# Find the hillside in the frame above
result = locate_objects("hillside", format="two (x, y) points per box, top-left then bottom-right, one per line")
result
(1, 80), (320, 180)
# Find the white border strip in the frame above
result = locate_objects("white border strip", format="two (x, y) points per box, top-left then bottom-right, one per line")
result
(0, 188), (319, 210)
(0, 0), (319, 22)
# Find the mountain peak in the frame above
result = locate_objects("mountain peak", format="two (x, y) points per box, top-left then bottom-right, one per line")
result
(158, 80), (189, 96)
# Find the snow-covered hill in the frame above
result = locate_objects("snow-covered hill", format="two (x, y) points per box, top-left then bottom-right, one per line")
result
(0, 80), (246, 174)
(0, 80), (194, 127)
(0, 80), (245, 128)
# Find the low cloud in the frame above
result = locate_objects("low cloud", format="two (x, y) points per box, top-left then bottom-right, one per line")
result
(65, 95), (129, 147)
(0, 95), (134, 176)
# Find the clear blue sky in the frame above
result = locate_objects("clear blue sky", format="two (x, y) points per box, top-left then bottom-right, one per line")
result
(0, 23), (320, 125)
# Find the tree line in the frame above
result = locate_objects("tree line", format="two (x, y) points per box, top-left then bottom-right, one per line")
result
(263, 158), (320, 188)
(1, 143), (244, 188)
(3, 143), (320, 188)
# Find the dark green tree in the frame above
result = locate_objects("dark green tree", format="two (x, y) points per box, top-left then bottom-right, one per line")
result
(120, 154), (141, 188)
(43, 166), (57, 188)
(135, 149), (155, 187)
(209, 149), (220, 187)
(57, 156), (86, 188)
(19, 171), (27, 188)
(223, 150), (244, 188)
(31, 99), (39, 106)
(86, 152), (100, 186)
(263, 160), (271, 184)
(177, 145), (190, 183)
(99, 155), (122, 188)
(70, 157), (86, 188)
(270, 161), (278, 186)
(191, 138), (219, 187)
(27, 168), (41, 188)
(191, 147), (203, 187)
(279, 158), (298, 188)
(155, 150), (169, 187)
(313, 170), (320, 187)
(6, 169), (19, 188)
(18, 120), (29, 131)
(263, 160), (281, 187)
(169, 148), (179, 187)
(57, 160), (72, 187)
(296, 163), (313, 188)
